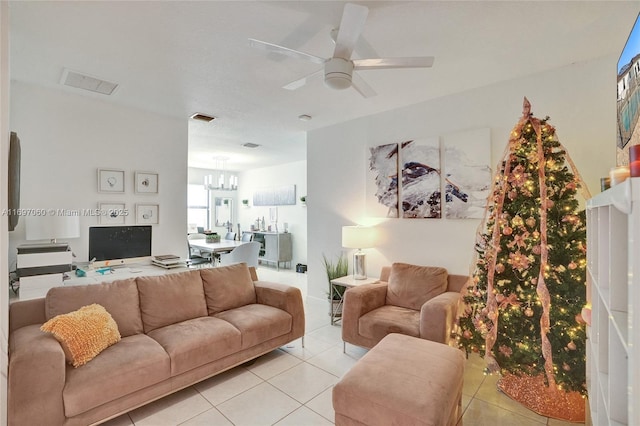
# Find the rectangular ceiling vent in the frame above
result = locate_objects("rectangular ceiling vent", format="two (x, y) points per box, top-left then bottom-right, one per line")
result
(60, 69), (118, 95)
(242, 143), (261, 148)
(190, 113), (216, 122)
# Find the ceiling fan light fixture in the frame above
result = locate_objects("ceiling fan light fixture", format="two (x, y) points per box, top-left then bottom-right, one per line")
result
(324, 58), (353, 90)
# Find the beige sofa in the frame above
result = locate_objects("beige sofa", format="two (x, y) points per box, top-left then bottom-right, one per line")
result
(8, 263), (305, 426)
(342, 263), (468, 349)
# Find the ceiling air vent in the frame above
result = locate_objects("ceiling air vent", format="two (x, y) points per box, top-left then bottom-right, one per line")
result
(242, 143), (261, 148)
(60, 69), (118, 95)
(190, 113), (216, 122)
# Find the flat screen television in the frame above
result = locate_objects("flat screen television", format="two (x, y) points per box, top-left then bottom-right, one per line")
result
(89, 225), (152, 267)
(617, 12), (640, 164)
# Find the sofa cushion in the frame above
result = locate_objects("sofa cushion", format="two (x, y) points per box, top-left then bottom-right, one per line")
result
(201, 264), (256, 315)
(146, 316), (242, 376)
(63, 334), (170, 417)
(214, 304), (292, 349)
(385, 263), (448, 310)
(45, 278), (143, 337)
(359, 305), (420, 343)
(137, 270), (207, 333)
(41, 304), (121, 368)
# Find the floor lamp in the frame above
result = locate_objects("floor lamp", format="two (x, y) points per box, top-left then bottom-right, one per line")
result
(342, 225), (375, 280)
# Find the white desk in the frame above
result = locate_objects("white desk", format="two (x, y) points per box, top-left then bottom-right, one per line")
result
(65, 264), (188, 286)
(12, 263), (191, 302)
(188, 239), (246, 254)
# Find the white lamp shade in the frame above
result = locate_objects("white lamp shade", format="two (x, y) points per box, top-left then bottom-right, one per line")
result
(342, 226), (375, 249)
(25, 215), (80, 241)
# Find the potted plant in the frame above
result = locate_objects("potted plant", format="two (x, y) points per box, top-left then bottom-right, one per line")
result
(300, 195), (306, 205)
(322, 253), (349, 317)
(242, 199), (249, 207)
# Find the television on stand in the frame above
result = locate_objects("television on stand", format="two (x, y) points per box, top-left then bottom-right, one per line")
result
(89, 225), (152, 268)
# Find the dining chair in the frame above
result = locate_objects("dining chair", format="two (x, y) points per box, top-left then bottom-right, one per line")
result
(219, 242), (261, 268)
(224, 232), (237, 241)
(241, 232), (253, 242)
(187, 233), (212, 267)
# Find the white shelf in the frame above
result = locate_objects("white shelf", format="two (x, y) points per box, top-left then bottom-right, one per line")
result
(586, 177), (638, 426)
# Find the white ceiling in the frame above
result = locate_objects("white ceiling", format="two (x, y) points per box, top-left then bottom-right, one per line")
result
(8, 1), (640, 172)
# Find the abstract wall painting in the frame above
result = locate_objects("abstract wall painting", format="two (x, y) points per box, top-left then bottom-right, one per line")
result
(253, 185), (296, 206)
(367, 143), (399, 218)
(442, 128), (492, 219)
(400, 138), (441, 219)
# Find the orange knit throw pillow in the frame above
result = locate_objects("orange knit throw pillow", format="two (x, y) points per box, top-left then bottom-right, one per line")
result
(40, 303), (121, 368)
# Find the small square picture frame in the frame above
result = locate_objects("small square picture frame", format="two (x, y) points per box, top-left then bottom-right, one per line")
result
(99, 202), (127, 225)
(136, 203), (159, 224)
(135, 171), (159, 194)
(98, 168), (125, 193)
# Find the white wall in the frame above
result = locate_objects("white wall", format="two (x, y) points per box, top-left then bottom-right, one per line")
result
(237, 160), (307, 268)
(8, 81), (188, 265)
(1, 2), (10, 423)
(307, 55), (618, 300)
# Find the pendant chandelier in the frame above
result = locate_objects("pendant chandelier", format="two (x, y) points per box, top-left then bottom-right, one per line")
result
(204, 157), (238, 191)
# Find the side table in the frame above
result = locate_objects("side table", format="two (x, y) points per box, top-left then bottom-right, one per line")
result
(330, 275), (379, 325)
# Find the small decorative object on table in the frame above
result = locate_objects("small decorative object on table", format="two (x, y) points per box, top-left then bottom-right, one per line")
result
(205, 233), (220, 243)
(630, 144), (640, 177)
(610, 165), (630, 186)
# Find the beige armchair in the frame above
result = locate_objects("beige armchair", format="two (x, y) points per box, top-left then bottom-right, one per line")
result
(342, 262), (468, 350)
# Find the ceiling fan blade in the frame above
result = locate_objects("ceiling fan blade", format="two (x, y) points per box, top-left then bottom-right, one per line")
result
(351, 72), (377, 98)
(283, 69), (323, 91)
(248, 38), (326, 65)
(353, 57), (435, 70)
(333, 3), (368, 59)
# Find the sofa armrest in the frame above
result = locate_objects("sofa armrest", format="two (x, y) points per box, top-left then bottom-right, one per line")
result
(342, 283), (388, 344)
(9, 298), (47, 333)
(419, 291), (462, 344)
(8, 324), (66, 426)
(254, 280), (305, 338)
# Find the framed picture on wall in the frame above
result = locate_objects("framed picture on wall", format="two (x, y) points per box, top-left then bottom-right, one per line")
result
(134, 171), (159, 194)
(98, 168), (125, 193)
(136, 204), (159, 224)
(99, 202), (127, 225)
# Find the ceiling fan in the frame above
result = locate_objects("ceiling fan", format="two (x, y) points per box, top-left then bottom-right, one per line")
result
(249, 3), (434, 98)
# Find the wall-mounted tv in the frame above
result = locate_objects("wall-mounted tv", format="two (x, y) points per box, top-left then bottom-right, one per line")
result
(8, 132), (20, 232)
(617, 12), (640, 165)
(89, 225), (152, 267)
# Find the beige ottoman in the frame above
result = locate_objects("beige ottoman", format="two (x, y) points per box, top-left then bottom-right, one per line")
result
(333, 333), (465, 426)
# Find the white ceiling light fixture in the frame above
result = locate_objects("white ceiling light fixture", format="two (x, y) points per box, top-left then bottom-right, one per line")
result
(204, 157), (238, 191)
(298, 114), (312, 121)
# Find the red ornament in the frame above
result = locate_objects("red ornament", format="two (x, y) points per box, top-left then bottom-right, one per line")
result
(503, 226), (513, 236)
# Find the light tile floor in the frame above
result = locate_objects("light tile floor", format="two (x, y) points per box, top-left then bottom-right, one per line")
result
(102, 267), (580, 426)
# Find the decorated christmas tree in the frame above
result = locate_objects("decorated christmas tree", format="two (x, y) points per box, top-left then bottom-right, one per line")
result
(458, 98), (590, 421)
